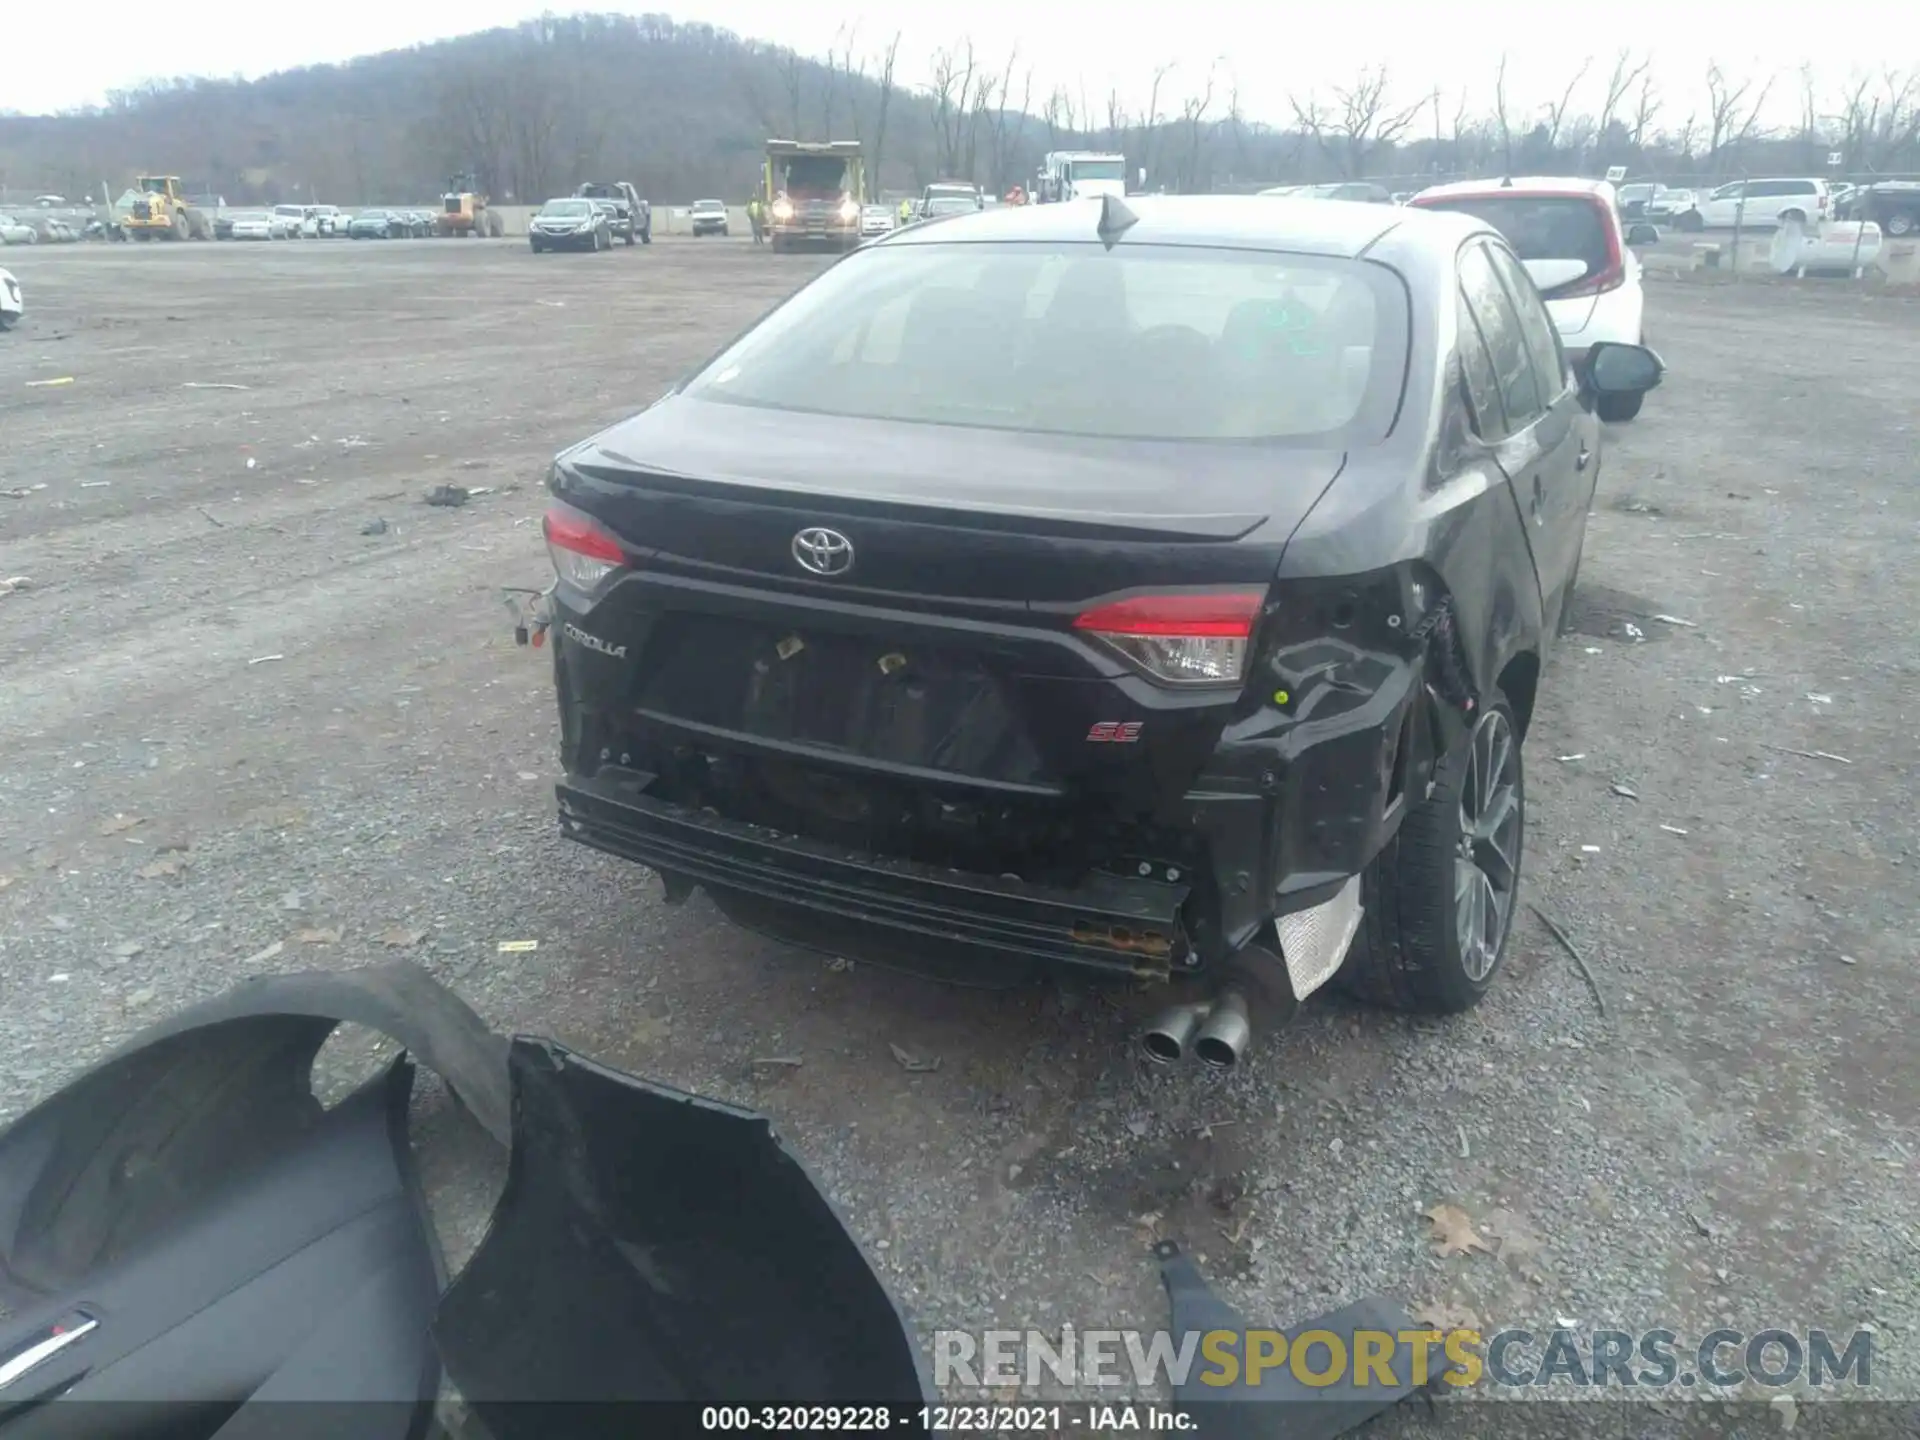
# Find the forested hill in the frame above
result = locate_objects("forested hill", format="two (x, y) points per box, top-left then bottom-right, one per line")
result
(0, 13), (1038, 206)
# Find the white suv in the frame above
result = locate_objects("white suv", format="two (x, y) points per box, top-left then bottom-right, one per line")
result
(1673, 178), (1830, 232)
(1409, 177), (1649, 421)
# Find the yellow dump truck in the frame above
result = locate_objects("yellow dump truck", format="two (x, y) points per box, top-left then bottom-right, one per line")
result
(125, 176), (210, 241)
(762, 140), (865, 253)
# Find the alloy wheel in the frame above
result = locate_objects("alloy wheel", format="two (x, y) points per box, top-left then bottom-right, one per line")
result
(1453, 708), (1522, 981)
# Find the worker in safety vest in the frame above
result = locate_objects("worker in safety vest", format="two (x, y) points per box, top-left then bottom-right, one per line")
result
(898, 198), (914, 224)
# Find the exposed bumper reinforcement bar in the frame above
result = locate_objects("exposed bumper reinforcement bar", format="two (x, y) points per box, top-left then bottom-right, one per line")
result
(557, 771), (1190, 981)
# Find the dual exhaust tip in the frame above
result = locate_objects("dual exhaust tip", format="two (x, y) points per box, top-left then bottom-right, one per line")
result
(1140, 989), (1251, 1071)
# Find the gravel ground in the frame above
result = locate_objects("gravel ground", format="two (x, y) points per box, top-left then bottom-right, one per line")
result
(1, 239), (1915, 1429)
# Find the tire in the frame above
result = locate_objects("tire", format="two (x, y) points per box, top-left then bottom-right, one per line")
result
(1886, 210), (1916, 238)
(530, 239), (544, 253)
(0, 313), (16, 332)
(1340, 689), (1525, 1015)
(1780, 208), (1806, 226)
(1597, 391), (1644, 423)
(1675, 211), (1704, 233)
(640, 226), (651, 245)
(624, 229), (635, 246)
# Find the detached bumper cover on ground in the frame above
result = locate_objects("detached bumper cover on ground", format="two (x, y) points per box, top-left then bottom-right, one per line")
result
(0, 963), (932, 1437)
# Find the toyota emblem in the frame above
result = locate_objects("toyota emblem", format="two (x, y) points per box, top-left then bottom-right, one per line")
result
(791, 526), (854, 577)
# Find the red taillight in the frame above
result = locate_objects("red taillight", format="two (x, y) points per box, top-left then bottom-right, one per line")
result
(1073, 590), (1264, 685)
(543, 501), (625, 591)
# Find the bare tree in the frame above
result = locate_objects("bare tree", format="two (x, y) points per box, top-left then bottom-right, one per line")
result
(1492, 54), (1514, 172)
(1042, 87), (1070, 152)
(1224, 81), (1247, 179)
(1176, 65), (1217, 191)
(868, 32), (901, 192)
(778, 48), (805, 137)
(1594, 50), (1649, 163)
(1705, 63), (1773, 168)
(1134, 63), (1176, 186)
(1628, 73), (1662, 152)
(984, 52), (1031, 193)
(1542, 59), (1591, 151)
(928, 41), (979, 177)
(963, 68), (995, 179)
(1879, 69), (1920, 165)
(820, 25), (853, 137)
(1291, 67), (1423, 178)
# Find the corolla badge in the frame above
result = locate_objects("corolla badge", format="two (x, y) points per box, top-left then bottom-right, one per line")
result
(562, 623), (627, 659)
(791, 527), (854, 577)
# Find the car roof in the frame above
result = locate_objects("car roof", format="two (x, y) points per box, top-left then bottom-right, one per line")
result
(1413, 176), (1617, 202)
(879, 193), (1476, 258)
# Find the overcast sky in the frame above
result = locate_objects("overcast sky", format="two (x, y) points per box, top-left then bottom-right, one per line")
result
(11, 0), (1894, 127)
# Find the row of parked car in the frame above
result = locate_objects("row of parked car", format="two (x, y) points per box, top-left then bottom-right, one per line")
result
(1257, 175), (1919, 238)
(1585, 177), (1916, 236)
(211, 204), (444, 240)
(0, 212), (84, 245)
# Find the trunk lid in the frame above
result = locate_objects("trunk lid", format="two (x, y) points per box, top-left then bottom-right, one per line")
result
(572, 397), (1339, 604)
(555, 401), (1347, 846)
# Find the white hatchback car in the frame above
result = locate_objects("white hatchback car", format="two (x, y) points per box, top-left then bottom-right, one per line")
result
(1409, 177), (1649, 422)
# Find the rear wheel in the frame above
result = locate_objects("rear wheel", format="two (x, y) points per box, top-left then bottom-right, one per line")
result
(1341, 692), (1524, 1015)
(1780, 208), (1806, 226)
(1675, 210), (1704, 233)
(1597, 391), (1644, 423)
(1886, 210), (1916, 237)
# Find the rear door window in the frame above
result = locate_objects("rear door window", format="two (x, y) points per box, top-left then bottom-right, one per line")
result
(1482, 243), (1569, 404)
(1455, 291), (1507, 440)
(1457, 243), (1543, 430)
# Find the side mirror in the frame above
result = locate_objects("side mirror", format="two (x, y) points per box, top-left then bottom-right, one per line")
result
(1625, 222), (1660, 247)
(1585, 341), (1665, 396)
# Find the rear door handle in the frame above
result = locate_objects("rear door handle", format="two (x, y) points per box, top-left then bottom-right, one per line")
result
(1576, 445), (1591, 472)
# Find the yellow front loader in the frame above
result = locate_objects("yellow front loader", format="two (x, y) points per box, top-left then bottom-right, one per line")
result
(125, 176), (210, 241)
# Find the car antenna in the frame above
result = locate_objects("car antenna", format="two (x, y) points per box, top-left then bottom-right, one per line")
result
(1096, 193), (1138, 249)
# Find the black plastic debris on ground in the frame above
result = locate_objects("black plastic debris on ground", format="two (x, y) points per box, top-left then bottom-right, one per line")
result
(1157, 1240), (1419, 1440)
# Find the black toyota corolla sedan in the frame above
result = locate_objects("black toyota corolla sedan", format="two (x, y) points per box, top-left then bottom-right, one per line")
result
(532, 195), (1662, 1067)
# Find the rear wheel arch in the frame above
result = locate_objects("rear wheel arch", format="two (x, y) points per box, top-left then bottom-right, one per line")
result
(1496, 650), (1540, 740)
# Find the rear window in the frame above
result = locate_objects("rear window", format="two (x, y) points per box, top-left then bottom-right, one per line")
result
(1414, 195), (1610, 289)
(680, 241), (1408, 444)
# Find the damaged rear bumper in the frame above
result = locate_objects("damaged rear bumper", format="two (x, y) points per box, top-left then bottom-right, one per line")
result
(558, 769), (1190, 983)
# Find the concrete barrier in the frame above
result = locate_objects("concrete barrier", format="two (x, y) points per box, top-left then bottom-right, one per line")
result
(1876, 239), (1920, 285)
